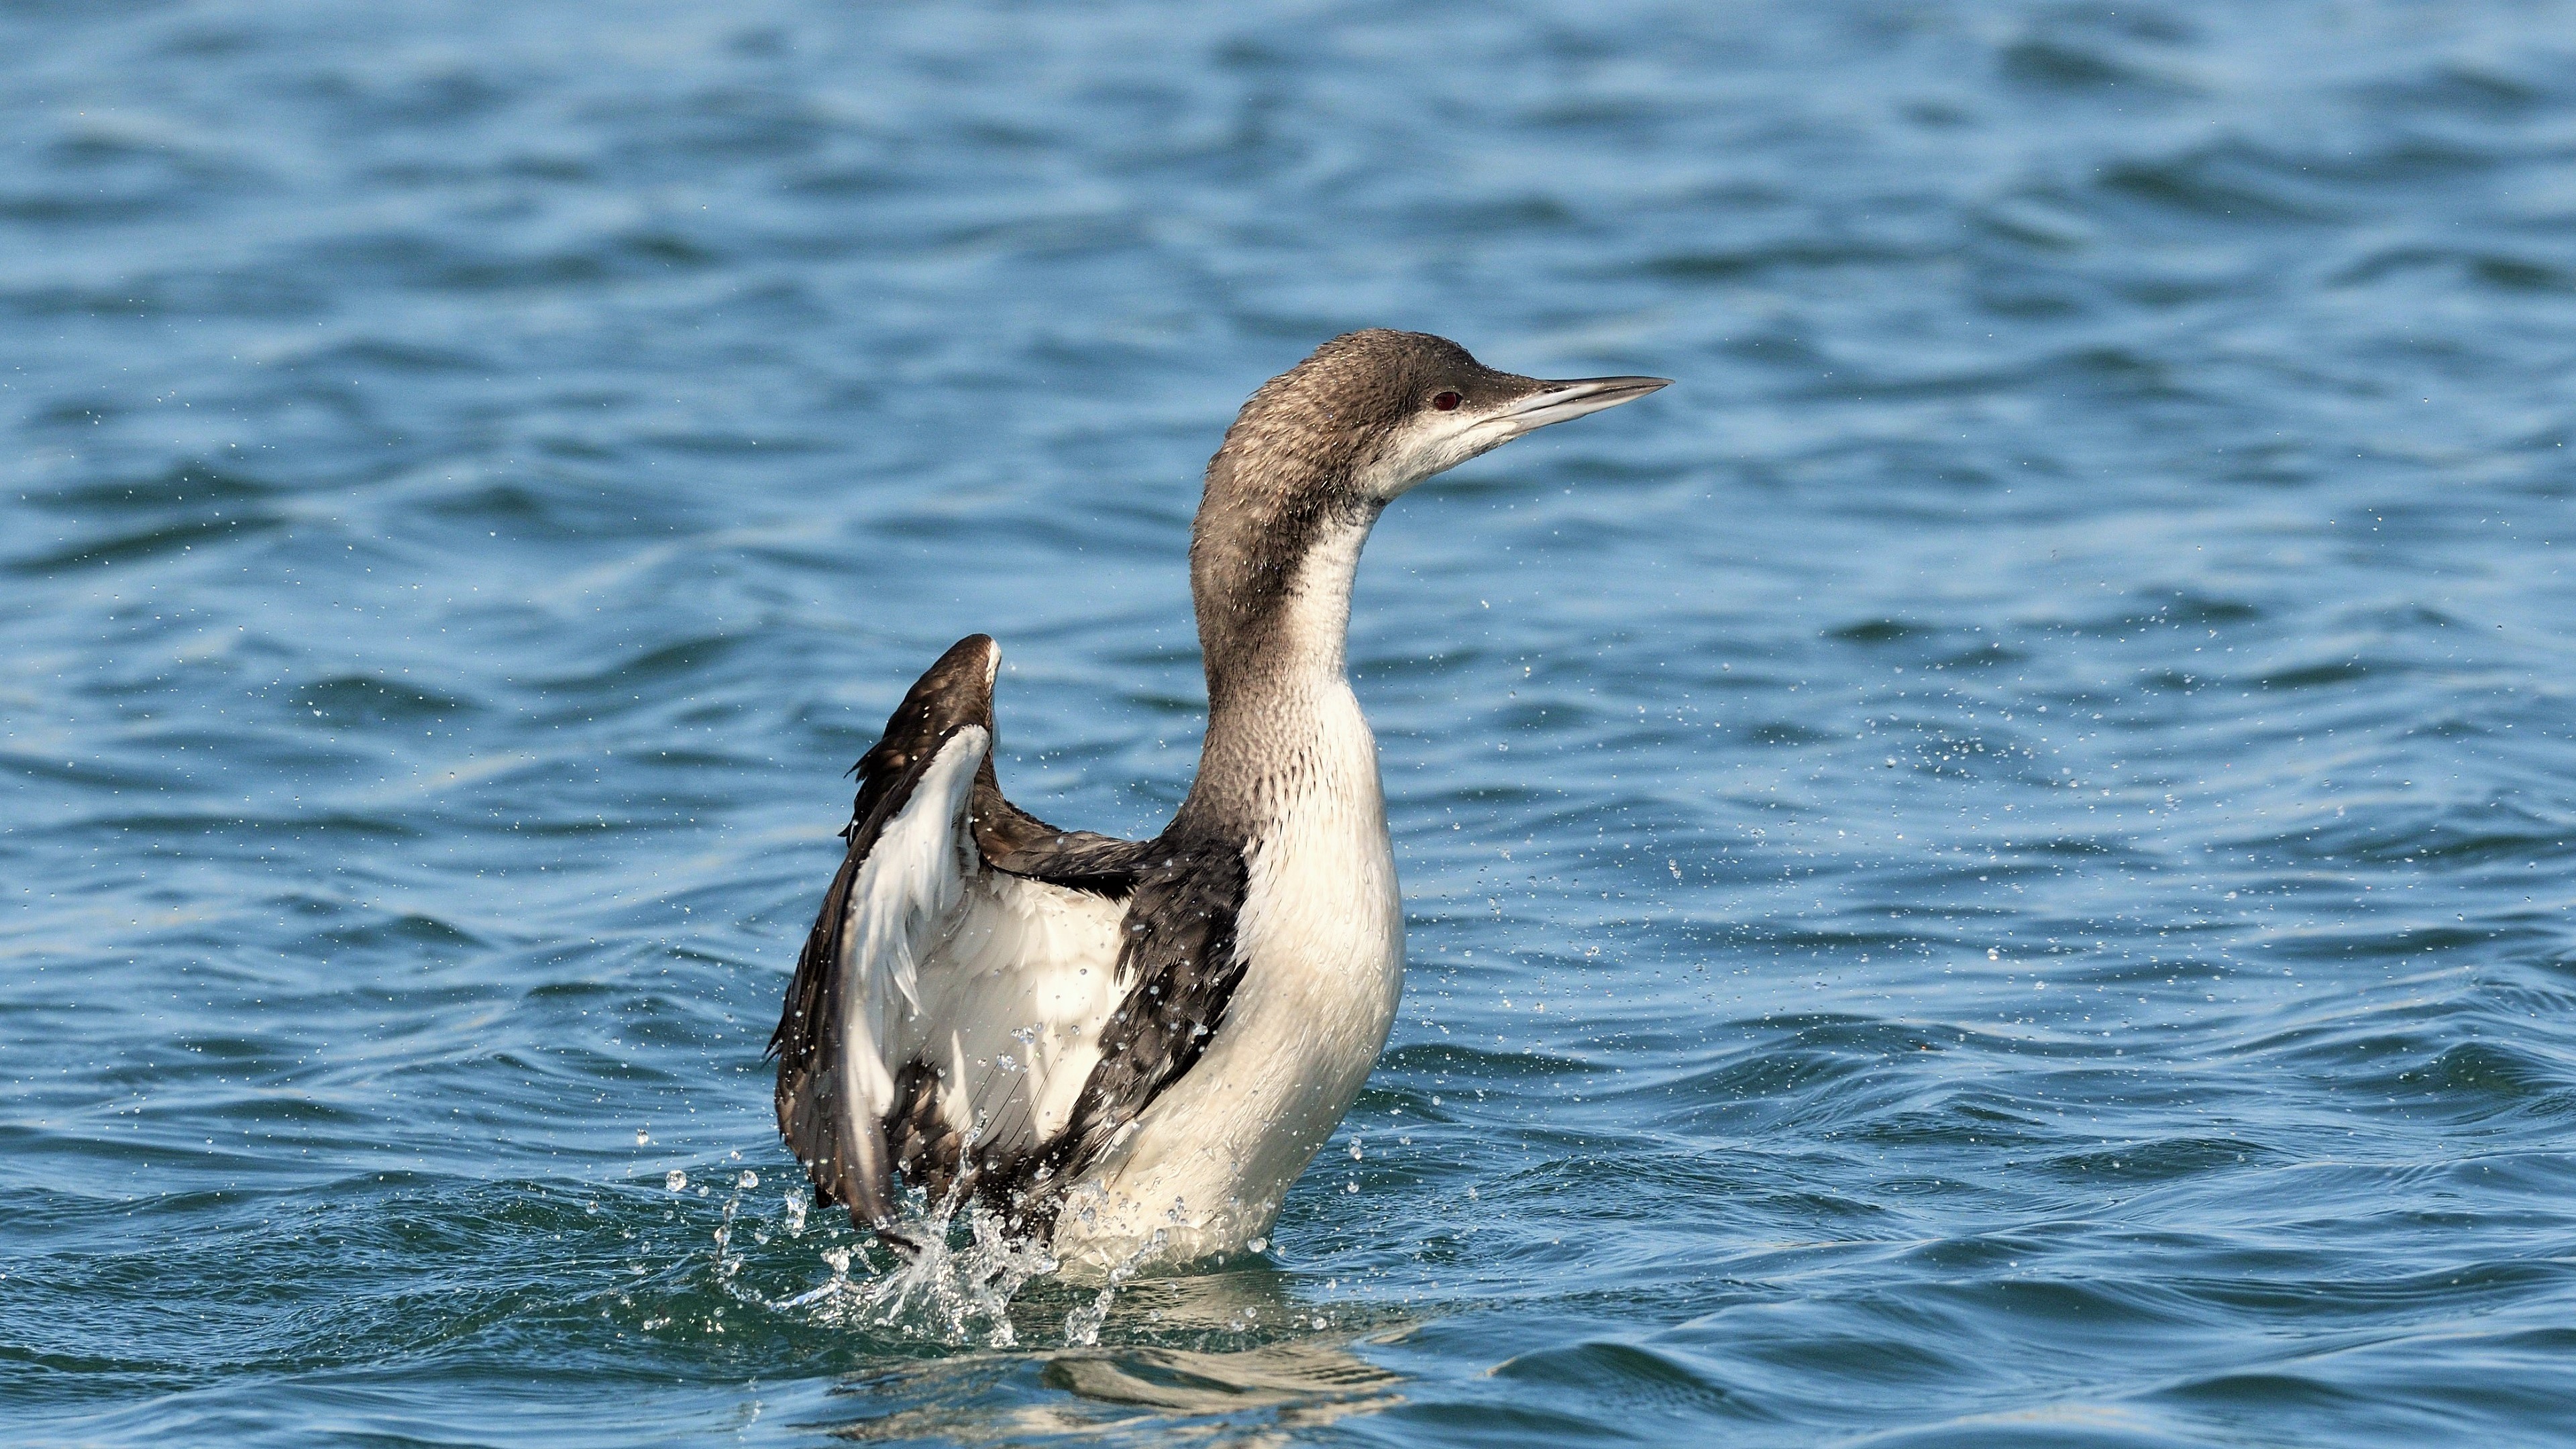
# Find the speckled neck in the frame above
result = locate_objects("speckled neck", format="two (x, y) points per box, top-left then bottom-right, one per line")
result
(1179, 439), (1381, 833)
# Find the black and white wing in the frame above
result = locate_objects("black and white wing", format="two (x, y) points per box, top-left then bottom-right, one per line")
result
(1026, 833), (1250, 1190)
(770, 635), (1154, 1232)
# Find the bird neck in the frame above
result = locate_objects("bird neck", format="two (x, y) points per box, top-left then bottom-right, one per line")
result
(1179, 444), (1381, 828)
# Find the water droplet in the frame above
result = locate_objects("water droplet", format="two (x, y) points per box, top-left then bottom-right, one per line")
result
(1247, 1236), (1267, 1253)
(738, 1170), (758, 1189)
(665, 1170), (687, 1191)
(635, 1129), (651, 1146)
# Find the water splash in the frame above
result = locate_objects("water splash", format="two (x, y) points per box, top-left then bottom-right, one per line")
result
(1061, 1230), (1172, 1348)
(763, 1189), (1065, 1347)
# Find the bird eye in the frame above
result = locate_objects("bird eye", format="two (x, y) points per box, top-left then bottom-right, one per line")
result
(1432, 391), (1462, 411)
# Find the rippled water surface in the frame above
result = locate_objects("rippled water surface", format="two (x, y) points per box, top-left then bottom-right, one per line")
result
(9, 2), (2576, 1444)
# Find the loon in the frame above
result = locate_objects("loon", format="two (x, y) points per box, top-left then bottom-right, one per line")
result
(770, 329), (1666, 1275)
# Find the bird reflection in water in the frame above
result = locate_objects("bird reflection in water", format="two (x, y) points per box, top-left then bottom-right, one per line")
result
(817, 1267), (1409, 1442)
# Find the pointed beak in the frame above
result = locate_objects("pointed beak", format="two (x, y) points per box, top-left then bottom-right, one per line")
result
(1501, 375), (1671, 432)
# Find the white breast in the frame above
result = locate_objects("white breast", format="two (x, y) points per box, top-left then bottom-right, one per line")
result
(1052, 682), (1404, 1273)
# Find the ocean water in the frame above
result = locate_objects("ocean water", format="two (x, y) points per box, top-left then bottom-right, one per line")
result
(7, 1), (2575, 1443)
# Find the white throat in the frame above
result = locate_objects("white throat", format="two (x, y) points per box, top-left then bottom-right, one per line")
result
(1187, 506), (1384, 829)
(1265, 511), (1371, 691)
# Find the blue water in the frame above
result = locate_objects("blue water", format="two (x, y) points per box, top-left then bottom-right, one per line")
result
(7, 1), (2576, 1443)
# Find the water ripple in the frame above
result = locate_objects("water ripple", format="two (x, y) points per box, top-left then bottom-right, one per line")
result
(8, 1), (2576, 1445)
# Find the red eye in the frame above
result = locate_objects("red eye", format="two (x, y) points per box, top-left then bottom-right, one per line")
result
(1432, 391), (1462, 411)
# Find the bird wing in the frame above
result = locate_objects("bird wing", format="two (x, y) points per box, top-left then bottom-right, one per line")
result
(1028, 834), (1251, 1194)
(771, 635), (1155, 1231)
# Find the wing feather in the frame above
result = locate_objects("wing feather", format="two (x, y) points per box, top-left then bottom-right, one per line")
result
(771, 724), (983, 1226)
(1030, 834), (1250, 1196)
(773, 634), (1151, 1232)
(772, 635), (1006, 1228)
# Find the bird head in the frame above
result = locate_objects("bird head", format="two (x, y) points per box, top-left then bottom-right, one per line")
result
(1216, 329), (1668, 509)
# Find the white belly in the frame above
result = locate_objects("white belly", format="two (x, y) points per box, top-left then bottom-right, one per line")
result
(1051, 690), (1404, 1275)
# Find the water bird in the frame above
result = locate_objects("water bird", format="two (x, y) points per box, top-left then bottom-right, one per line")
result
(771, 329), (1666, 1274)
